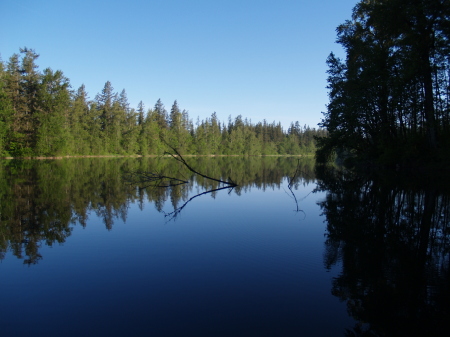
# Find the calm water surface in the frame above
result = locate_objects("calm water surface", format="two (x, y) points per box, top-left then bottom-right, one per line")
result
(1, 157), (448, 336)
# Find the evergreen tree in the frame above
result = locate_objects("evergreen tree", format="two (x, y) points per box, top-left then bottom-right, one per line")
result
(118, 89), (130, 114)
(208, 112), (221, 154)
(154, 98), (168, 130)
(108, 99), (127, 154)
(169, 100), (182, 131)
(4, 54), (21, 114)
(35, 68), (71, 155)
(20, 48), (41, 150)
(317, 0), (450, 164)
(0, 59), (14, 155)
(137, 101), (145, 126)
(122, 107), (139, 154)
(95, 81), (116, 131)
(181, 109), (194, 152)
(0, 47), (324, 157)
(143, 108), (165, 154)
(195, 117), (209, 154)
(168, 101), (191, 153)
(69, 84), (92, 154)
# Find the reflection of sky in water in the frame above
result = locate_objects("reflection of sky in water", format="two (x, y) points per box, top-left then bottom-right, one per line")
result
(1, 178), (353, 337)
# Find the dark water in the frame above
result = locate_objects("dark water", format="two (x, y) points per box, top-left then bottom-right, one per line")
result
(0, 158), (449, 336)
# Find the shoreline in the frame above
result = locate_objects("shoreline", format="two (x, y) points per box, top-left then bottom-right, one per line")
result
(0, 154), (314, 160)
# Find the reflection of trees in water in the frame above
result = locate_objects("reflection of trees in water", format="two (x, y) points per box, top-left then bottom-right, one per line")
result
(0, 156), (315, 264)
(316, 165), (450, 336)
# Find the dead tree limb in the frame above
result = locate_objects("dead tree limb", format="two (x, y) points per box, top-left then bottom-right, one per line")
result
(163, 142), (237, 187)
(125, 143), (238, 220)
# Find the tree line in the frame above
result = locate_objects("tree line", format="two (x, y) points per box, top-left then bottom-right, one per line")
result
(0, 48), (325, 157)
(317, 0), (450, 165)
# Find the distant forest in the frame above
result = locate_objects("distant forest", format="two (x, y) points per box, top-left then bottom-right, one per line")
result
(0, 48), (325, 157)
(317, 0), (449, 165)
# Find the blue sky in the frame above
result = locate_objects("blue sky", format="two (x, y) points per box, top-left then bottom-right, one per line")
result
(1, 0), (356, 129)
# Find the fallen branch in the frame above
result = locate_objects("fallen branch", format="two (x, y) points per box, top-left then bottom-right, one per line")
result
(125, 143), (238, 221)
(163, 142), (237, 187)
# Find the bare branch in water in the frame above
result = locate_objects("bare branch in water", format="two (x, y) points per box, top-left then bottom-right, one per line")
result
(163, 141), (237, 187)
(125, 143), (238, 221)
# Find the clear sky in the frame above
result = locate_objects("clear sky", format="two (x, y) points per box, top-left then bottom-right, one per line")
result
(1, 0), (356, 129)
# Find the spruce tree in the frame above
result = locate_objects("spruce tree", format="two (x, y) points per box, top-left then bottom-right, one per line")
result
(35, 68), (71, 155)
(70, 84), (92, 154)
(0, 59), (13, 155)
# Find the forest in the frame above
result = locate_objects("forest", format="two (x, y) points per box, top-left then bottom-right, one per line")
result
(0, 48), (325, 157)
(316, 0), (450, 166)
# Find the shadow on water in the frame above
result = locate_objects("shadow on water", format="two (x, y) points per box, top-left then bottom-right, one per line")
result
(315, 164), (450, 336)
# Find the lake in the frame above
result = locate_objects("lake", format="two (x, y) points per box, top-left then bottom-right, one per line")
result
(0, 157), (448, 336)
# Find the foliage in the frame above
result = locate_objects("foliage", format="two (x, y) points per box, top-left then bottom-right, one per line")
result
(318, 0), (450, 166)
(0, 48), (325, 157)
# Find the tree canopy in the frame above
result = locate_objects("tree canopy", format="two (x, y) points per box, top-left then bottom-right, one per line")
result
(317, 0), (450, 166)
(0, 48), (324, 157)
